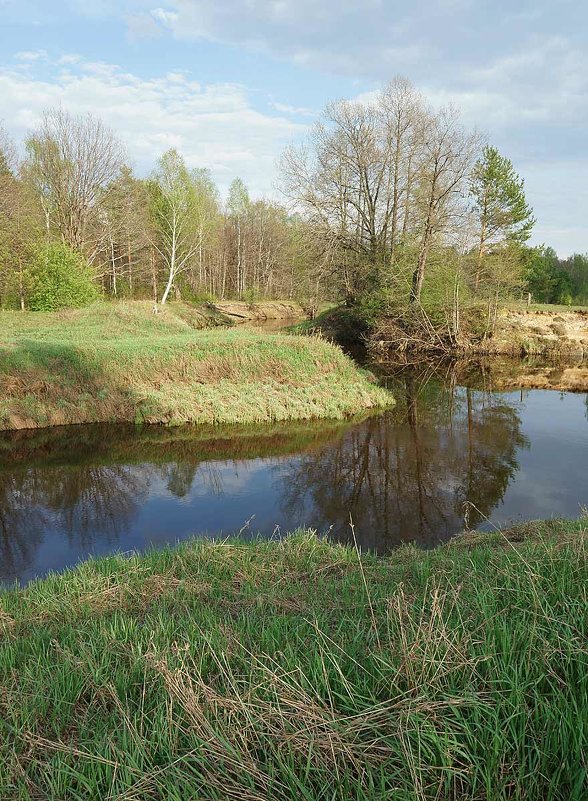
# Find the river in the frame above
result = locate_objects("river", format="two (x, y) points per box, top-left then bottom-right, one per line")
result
(1, 352), (588, 585)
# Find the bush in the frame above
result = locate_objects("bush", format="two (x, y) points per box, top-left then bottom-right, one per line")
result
(351, 289), (398, 330)
(29, 243), (99, 311)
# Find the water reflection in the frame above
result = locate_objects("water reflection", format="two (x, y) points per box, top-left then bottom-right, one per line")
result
(0, 421), (351, 584)
(282, 374), (528, 550)
(0, 472), (46, 581)
(1, 361), (587, 585)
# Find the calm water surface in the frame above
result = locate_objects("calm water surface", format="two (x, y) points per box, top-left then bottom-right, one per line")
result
(1, 362), (588, 585)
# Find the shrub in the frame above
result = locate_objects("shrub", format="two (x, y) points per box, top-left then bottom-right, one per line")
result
(29, 243), (99, 311)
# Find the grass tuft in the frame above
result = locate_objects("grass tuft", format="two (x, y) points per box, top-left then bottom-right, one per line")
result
(0, 519), (587, 799)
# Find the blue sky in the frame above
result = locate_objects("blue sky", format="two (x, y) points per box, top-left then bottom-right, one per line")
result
(0, 0), (586, 255)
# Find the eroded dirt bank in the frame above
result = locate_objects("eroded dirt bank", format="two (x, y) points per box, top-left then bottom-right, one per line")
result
(368, 308), (588, 362)
(481, 308), (588, 357)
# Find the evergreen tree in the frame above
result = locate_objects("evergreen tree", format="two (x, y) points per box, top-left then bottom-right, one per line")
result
(470, 145), (535, 289)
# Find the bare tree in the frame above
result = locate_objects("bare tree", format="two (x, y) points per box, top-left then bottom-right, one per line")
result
(24, 108), (124, 256)
(379, 77), (423, 261)
(226, 178), (250, 297)
(191, 168), (221, 295)
(410, 107), (479, 304)
(281, 99), (387, 276)
(92, 167), (153, 297)
(281, 78), (434, 296)
(0, 124), (17, 180)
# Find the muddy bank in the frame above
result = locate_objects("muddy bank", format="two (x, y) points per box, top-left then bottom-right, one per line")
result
(368, 308), (588, 361)
(210, 300), (305, 322)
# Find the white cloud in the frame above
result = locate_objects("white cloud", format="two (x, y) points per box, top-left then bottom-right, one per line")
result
(151, 7), (178, 26)
(136, 0), (427, 74)
(126, 6), (179, 40)
(420, 37), (588, 162)
(14, 50), (47, 62)
(0, 55), (308, 198)
(57, 54), (83, 65)
(270, 101), (315, 117)
(126, 12), (164, 40)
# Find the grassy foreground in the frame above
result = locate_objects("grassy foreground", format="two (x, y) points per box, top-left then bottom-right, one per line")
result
(0, 302), (390, 430)
(1, 521), (587, 800)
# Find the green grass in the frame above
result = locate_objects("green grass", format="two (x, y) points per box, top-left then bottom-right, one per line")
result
(506, 301), (588, 313)
(0, 302), (391, 430)
(1, 520), (587, 800)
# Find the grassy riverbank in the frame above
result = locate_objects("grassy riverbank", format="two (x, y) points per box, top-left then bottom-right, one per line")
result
(0, 302), (390, 430)
(1, 520), (587, 800)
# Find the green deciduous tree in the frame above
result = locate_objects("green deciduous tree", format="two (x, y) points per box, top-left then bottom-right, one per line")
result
(0, 127), (44, 309)
(560, 253), (588, 303)
(29, 243), (99, 311)
(524, 246), (572, 304)
(150, 149), (202, 305)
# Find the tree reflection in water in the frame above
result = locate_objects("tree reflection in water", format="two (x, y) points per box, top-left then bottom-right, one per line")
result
(280, 368), (528, 552)
(0, 472), (47, 582)
(0, 372), (531, 582)
(0, 420), (352, 583)
(38, 465), (151, 546)
(0, 464), (151, 582)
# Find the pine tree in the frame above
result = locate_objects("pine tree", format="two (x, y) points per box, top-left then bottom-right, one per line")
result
(470, 145), (535, 290)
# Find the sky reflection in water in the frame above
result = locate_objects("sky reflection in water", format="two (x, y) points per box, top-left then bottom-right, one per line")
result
(1, 365), (587, 585)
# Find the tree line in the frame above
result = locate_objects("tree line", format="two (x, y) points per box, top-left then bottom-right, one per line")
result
(0, 109), (327, 311)
(0, 78), (584, 317)
(525, 248), (588, 305)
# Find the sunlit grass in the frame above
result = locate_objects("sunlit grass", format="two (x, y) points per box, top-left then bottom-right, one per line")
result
(0, 519), (587, 799)
(0, 301), (391, 430)
(506, 301), (588, 313)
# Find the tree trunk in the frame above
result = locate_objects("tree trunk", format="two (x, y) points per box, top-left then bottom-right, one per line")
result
(19, 260), (25, 311)
(410, 226), (431, 304)
(475, 215), (487, 292)
(161, 214), (177, 305)
(161, 269), (174, 305)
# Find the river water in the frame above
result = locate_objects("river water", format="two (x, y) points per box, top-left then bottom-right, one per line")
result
(1, 356), (588, 586)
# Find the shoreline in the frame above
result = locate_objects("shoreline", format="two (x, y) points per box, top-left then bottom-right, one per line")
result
(298, 305), (588, 360)
(0, 302), (392, 432)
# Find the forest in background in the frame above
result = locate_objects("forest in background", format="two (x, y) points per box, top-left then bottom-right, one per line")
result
(0, 76), (585, 325)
